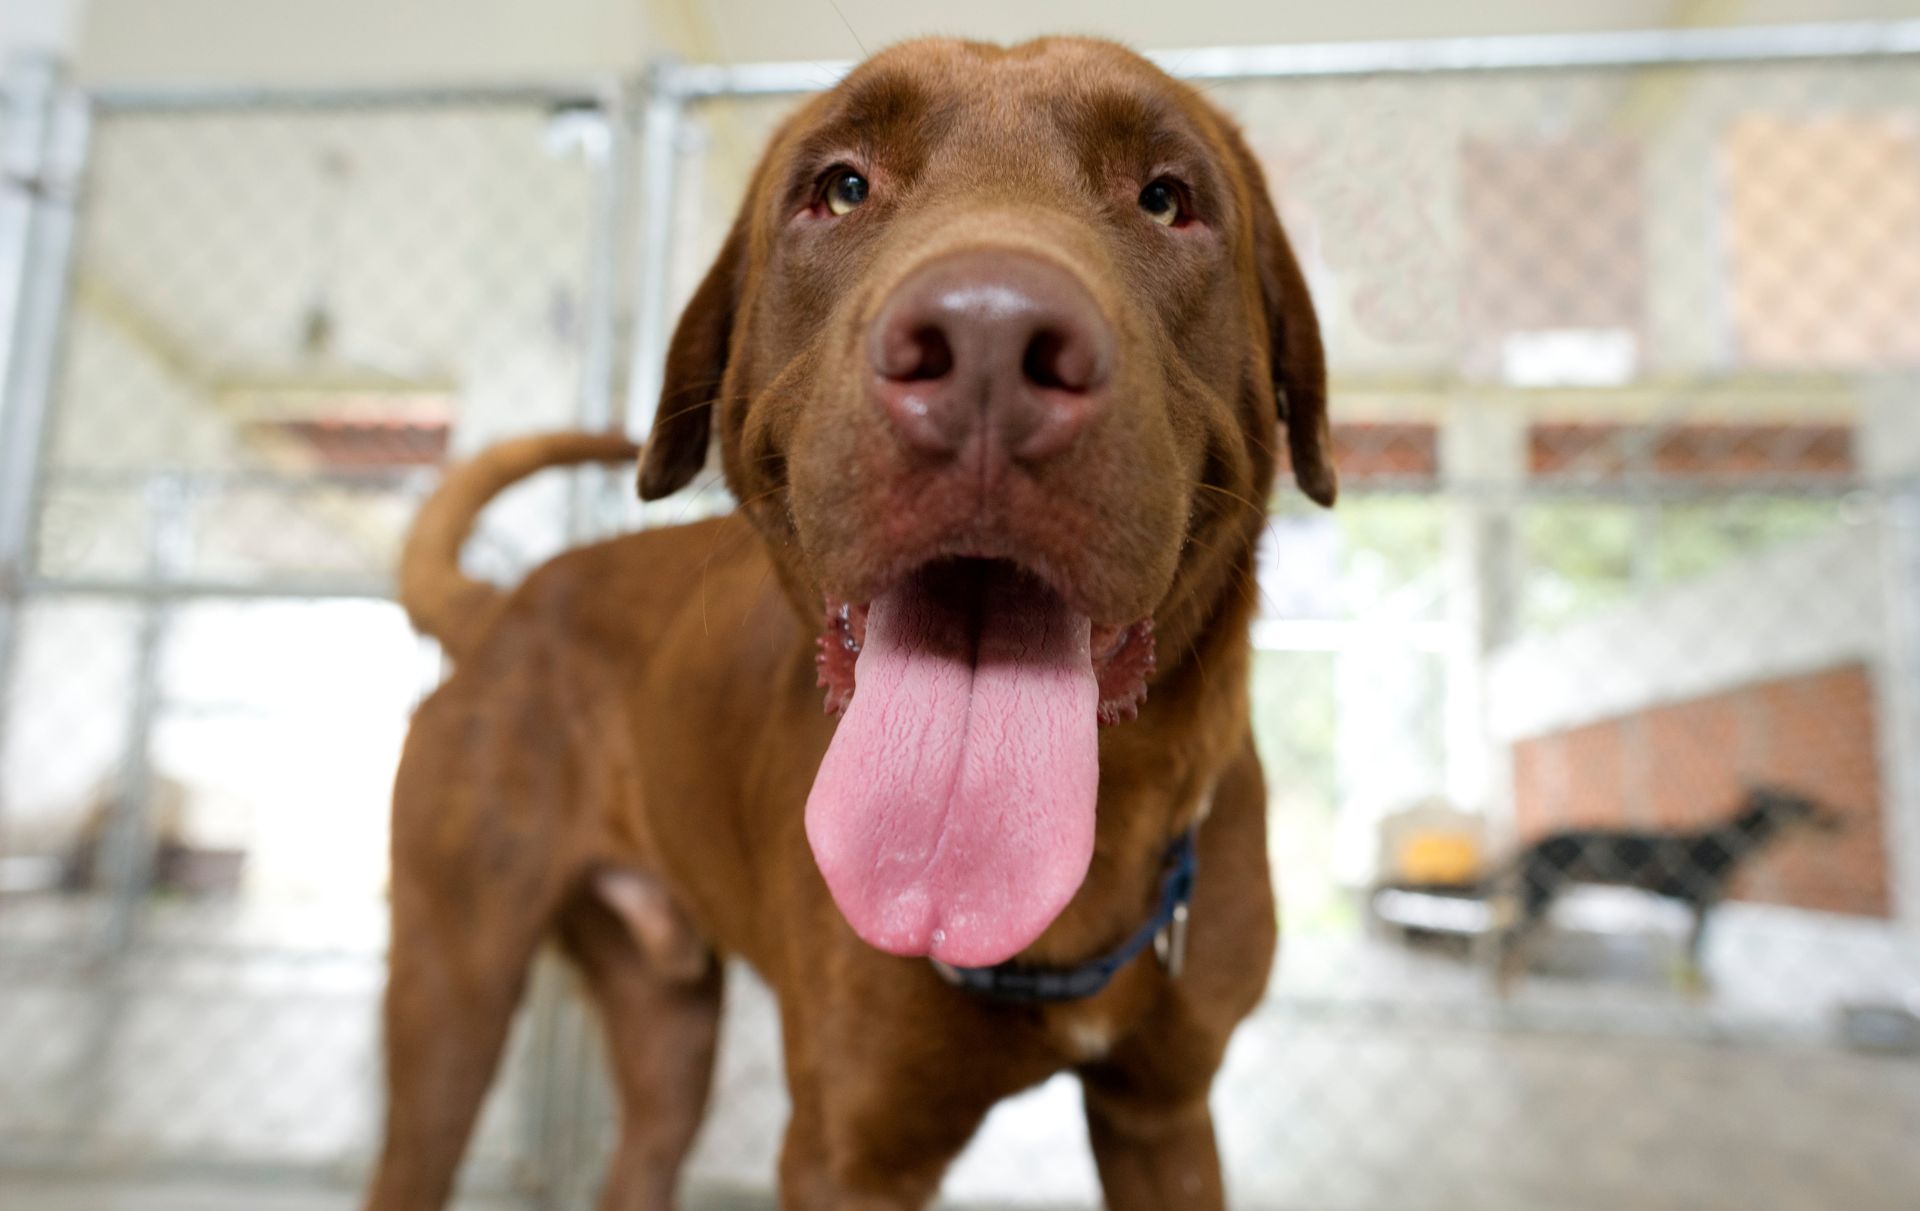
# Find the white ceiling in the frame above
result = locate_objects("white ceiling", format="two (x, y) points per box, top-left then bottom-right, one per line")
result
(674, 0), (1686, 65)
(69, 0), (1920, 86)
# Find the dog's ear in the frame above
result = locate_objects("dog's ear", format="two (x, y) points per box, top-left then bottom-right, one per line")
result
(1225, 128), (1336, 507)
(637, 217), (747, 501)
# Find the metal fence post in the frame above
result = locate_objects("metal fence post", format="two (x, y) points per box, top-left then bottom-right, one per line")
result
(624, 62), (686, 448)
(515, 79), (642, 1210)
(568, 79), (637, 543)
(0, 54), (88, 839)
(67, 479), (190, 1144)
(1882, 479), (1920, 934)
(93, 475), (194, 957)
(1864, 375), (1920, 936)
(1861, 384), (1920, 936)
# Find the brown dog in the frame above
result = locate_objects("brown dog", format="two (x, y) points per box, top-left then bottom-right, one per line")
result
(365, 36), (1334, 1211)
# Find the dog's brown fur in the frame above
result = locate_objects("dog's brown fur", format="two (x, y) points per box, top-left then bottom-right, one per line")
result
(366, 37), (1333, 1211)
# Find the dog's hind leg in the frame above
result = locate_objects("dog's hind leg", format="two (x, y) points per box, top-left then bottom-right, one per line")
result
(363, 702), (582, 1211)
(1493, 907), (1546, 997)
(559, 876), (723, 1211)
(363, 865), (558, 1211)
(1492, 865), (1557, 996)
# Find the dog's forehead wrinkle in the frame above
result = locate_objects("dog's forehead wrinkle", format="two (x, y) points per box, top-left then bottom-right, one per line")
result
(815, 72), (959, 158)
(828, 40), (1206, 194)
(915, 119), (1082, 205)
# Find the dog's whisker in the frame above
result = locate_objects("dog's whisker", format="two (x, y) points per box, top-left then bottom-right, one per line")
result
(737, 560), (779, 639)
(822, 0), (868, 56)
(696, 485), (787, 636)
(1190, 480), (1268, 520)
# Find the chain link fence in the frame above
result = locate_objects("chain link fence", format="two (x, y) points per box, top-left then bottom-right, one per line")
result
(640, 37), (1920, 1211)
(0, 76), (630, 1205)
(3, 22), (1920, 1211)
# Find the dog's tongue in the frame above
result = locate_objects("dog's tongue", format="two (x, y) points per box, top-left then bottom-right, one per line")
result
(805, 566), (1099, 967)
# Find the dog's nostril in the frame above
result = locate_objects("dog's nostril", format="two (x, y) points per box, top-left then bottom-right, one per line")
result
(909, 327), (954, 380)
(1022, 330), (1070, 392)
(883, 325), (954, 383)
(1021, 326), (1101, 395)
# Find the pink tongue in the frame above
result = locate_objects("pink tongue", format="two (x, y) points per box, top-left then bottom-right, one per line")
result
(804, 569), (1099, 967)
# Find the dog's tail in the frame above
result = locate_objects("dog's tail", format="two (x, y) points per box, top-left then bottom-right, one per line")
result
(398, 430), (641, 660)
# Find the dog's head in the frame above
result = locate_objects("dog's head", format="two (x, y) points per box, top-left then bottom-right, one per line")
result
(640, 38), (1333, 965)
(1739, 786), (1847, 837)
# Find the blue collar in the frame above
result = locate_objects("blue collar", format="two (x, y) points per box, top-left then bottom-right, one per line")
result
(931, 828), (1197, 1004)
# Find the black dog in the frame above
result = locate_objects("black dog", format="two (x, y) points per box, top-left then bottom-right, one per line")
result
(1494, 785), (1844, 984)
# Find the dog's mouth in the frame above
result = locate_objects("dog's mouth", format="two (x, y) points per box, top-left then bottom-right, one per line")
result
(814, 561), (1155, 726)
(803, 557), (1155, 966)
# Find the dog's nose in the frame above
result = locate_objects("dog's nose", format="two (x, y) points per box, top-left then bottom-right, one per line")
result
(867, 251), (1113, 463)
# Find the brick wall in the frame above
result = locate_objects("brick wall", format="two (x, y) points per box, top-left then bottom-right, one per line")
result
(1512, 663), (1889, 917)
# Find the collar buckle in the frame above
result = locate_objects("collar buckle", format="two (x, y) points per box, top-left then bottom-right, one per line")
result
(1154, 899), (1190, 979)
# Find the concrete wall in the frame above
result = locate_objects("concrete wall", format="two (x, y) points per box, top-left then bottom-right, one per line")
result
(1488, 522), (1884, 742)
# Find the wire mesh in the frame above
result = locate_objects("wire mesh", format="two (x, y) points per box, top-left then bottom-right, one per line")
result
(0, 30), (1917, 1211)
(0, 89), (617, 1203)
(629, 47), (1920, 1211)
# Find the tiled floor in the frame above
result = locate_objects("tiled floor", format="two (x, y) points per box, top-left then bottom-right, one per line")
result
(3, 898), (1917, 1210)
(0, 1175), (527, 1210)
(0, 1177), (819, 1211)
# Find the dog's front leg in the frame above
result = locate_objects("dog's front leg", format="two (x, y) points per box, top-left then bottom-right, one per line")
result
(776, 974), (1058, 1210)
(1075, 744), (1272, 1211)
(1082, 1067), (1226, 1211)
(776, 1065), (985, 1211)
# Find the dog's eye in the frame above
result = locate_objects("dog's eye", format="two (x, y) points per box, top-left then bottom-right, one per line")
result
(824, 169), (870, 216)
(1138, 179), (1183, 226)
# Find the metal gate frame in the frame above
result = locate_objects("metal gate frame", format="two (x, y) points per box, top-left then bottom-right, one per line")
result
(2, 16), (1920, 1207)
(0, 63), (641, 1203)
